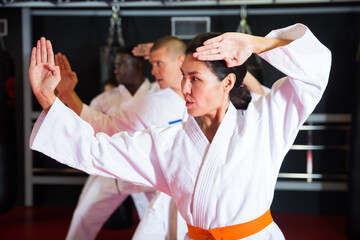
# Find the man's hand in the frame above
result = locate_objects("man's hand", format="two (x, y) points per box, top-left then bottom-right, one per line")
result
(29, 37), (60, 111)
(132, 42), (154, 60)
(55, 52), (78, 97)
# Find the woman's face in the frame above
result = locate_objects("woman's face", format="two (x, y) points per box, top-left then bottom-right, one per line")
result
(181, 54), (226, 118)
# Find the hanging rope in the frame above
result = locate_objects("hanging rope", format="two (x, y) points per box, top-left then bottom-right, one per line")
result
(236, 5), (252, 35)
(104, 5), (126, 65)
(236, 5), (264, 83)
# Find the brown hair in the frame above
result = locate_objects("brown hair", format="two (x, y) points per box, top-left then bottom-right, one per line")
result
(150, 36), (186, 59)
(186, 32), (251, 110)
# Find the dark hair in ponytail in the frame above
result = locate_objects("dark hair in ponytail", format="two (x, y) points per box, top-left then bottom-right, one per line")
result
(186, 32), (251, 110)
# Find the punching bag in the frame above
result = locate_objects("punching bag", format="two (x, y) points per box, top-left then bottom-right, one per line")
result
(0, 37), (16, 213)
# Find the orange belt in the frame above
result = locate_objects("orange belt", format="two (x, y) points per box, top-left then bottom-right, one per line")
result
(187, 209), (273, 240)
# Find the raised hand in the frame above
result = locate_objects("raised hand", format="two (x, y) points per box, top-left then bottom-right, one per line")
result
(194, 32), (292, 68)
(55, 52), (78, 97)
(29, 37), (60, 111)
(132, 42), (154, 60)
(193, 32), (254, 68)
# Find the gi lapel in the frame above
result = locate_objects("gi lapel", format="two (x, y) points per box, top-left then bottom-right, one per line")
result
(186, 103), (238, 228)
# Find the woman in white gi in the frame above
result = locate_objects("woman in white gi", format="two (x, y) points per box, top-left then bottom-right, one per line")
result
(29, 23), (331, 239)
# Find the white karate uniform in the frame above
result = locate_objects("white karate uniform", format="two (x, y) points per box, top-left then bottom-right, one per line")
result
(66, 79), (188, 240)
(133, 191), (189, 240)
(131, 86), (271, 240)
(251, 85), (270, 101)
(30, 24), (331, 239)
(66, 79), (159, 240)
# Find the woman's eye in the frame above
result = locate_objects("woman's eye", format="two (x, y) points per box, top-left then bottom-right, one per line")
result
(192, 77), (199, 81)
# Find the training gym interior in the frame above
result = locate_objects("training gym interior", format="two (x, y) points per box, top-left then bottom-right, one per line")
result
(0, 0), (359, 239)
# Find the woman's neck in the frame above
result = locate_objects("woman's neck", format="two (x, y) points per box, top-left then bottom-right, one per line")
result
(196, 100), (229, 143)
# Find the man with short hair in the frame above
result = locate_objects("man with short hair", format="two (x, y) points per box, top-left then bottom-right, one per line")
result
(56, 37), (189, 240)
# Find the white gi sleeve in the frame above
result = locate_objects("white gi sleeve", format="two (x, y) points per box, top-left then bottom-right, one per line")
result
(29, 98), (170, 194)
(80, 103), (138, 135)
(80, 87), (139, 136)
(80, 91), (169, 136)
(256, 23), (331, 167)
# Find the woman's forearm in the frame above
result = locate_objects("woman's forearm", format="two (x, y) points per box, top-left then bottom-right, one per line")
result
(250, 36), (293, 54)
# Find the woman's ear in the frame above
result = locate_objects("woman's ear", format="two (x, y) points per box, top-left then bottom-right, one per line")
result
(223, 73), (236, 92)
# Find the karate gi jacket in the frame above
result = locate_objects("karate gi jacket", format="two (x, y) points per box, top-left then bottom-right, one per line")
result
(79, 78), (187, 202)
(66, 79), (187, 240)
(84, 78), (157, 119)
(80, 79), (166, 195)
(30, 23), (331, 239)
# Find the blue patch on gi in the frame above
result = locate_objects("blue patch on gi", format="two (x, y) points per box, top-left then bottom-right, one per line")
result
(168, 119), (182, 125)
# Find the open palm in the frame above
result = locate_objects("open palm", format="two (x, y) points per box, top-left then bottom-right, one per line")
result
(194, 32), (254, 67)
(29, 37), (60, 110)
(55, 53), (78, 95)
